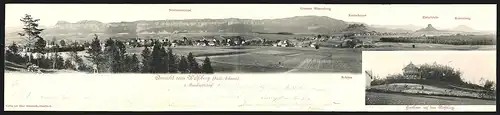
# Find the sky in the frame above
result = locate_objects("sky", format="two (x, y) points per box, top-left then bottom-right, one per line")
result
(5, 4), (497, 31)
(363, 51), (496, 84)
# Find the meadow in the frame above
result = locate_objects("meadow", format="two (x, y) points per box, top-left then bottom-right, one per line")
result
(124, 46), (362, 73)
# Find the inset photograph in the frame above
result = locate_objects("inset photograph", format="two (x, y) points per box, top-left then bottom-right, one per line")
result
(364, 51), (496, 105)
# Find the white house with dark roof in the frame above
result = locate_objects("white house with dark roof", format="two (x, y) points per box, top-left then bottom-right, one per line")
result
(402, 62), (421, 79)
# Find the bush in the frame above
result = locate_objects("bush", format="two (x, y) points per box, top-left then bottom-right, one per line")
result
(418, 63), (462, 84)
(484, 80), (495, 90)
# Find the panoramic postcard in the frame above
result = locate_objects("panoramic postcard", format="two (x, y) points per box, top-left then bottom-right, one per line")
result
(5, 4), (496, 74)
(3, 4), (496, 111)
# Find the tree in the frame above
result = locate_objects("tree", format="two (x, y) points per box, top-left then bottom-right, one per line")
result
(484, 80), (495, 90)
(116, 40), (126, 54)
(166, 48), (177, 73)
(178, 56), (189, 73)
(159, 46), (168, 73)
(60, 40), (66, 47)
(122, 55), (132, 72)
(34, 37), (47, 53)
(85, 34), (104, 72)
(18, 14), (44, 53)
(140, 46), (151, 73)
(5, 50), (24, 64)
(149, 42), (163, 73)
(201, 56), (214, 73)
(5, 50), (16, 63)
(37, 55), (50, 69)
(129, 54), (140, 73)
(70, 51), (84, 71)
(6, 42), (24, 64)
(103, 38), (121, 73)
(54, 53), (65, 69)
(186, 52), (201, 73)
(63, 59), (75, 70)
(418, 63), (462, 84)
(115, 40), (127, 72)
(8, 42), (19, 54)
(105, 38), (115, 47)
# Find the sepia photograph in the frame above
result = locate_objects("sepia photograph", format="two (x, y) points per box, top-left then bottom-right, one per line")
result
(364, 51), (496, 105)
(4, 4), (496, 74)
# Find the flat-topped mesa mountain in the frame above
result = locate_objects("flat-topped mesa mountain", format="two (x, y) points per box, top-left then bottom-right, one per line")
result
(48, 16), (350, 35)
(48, 20), (109, 34)
(416, 24), (439, 32)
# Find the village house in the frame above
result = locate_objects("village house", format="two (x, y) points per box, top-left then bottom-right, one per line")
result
(100, 42), (106, 52)
(196, 42), (205, 46)
(402, 62), (421, 79)
(277, 40), (289, 47)
(208, 41), (216, 46)
(365, 70), (373, 90)
(310, 43), (317, 48)
(45, 42), (57, 49)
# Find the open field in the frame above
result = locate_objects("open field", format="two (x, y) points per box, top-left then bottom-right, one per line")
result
(125, 46), (362, 73)
(366, 92), (496, 105)
(203, 47), (362, 73)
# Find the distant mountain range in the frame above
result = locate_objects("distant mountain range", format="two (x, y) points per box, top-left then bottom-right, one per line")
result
(370, 24), (423, 31)
(4, 16), (490, 36)
(42, 16), (351, 35)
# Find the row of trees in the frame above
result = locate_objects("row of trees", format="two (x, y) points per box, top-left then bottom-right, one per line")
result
(379, 36), (495, 45)
(86, 35), (214, 73)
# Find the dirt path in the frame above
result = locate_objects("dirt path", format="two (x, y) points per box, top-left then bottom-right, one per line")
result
(194, 53), (251, 59)
(285, 58), (336, 73)
(284, 58), (309, 73)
